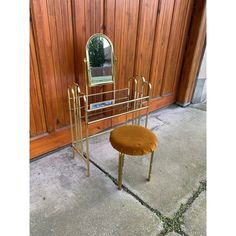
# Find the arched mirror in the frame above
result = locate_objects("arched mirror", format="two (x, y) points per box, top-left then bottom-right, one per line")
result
(86, 34), (115, 87)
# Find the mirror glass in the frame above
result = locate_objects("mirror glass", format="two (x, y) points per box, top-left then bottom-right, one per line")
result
(86, 34), (114, 86)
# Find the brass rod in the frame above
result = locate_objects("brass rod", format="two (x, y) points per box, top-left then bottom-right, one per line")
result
(76, 86), (83, 154)
(132, 79), (138, 124)
(84, 58), (88, 96)
(138, 76), (146, 124)
(69, 96), (129, 112)
(87, 95), (149, 112)
(76, 88), (128, 99)
(88, 106), (148, 125)
(68, 89), (74, 145)
(84, 95), (90, 177)
(145, 83), (152, 128)
(72, 88), (79, 150)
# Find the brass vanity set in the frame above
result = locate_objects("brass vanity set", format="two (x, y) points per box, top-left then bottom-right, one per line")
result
(68, 34), (158, 190)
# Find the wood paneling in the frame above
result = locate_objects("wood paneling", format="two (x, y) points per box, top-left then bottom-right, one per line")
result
(30, 23), (47, 137)
(161, 0), (194, 96)
(31, 0), (75, 133)
(30, 0), (197, 159)
(150, 0), (175, 97)
(134, 0), (160, 82)
(31, 0), (58, 133)
(112, 0), (140, 89)
(177, 0), (206, 105)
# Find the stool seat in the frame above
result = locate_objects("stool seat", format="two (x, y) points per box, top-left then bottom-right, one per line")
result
(109, 125), (157, 156)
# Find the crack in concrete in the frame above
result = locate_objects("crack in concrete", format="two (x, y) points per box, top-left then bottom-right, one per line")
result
(89, 156), (206, 236)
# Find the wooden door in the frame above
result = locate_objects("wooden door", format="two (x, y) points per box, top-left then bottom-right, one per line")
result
(30, 0), (195, 158)
(30, 22), (47, 137)
(30, 0), (76, 157)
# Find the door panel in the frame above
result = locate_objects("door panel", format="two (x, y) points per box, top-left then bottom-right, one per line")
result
(112, 0), (140, 89)
(30, 23), (47, 137)
(134, 0), (160, 82)
(150, 0), (175, 97)
(161, 0), (193, 96)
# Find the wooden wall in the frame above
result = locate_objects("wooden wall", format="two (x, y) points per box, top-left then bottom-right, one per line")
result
(30, 0), (196, 158)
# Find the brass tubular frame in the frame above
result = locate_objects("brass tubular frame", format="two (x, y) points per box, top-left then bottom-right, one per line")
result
(72, 88), (79, 152)
(131, 78), (138, 124)
(68, 34), (154, 178)
(83, 95), (90, 177)
(76, 85), (83, 153)
(68, 88), (74, 146)
(88, 106), (149, 125)
(68, 83), (87, 172)
(87, 95), (149, 113)
(145, 82), (152, 128)
(68, 79), (152, 177)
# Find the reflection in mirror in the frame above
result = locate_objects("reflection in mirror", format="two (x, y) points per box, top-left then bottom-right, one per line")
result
(87, 34), (114, 86)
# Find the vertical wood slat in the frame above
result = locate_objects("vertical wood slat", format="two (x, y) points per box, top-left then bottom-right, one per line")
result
(113, 0), (140, 89)
(30, 22), (47, 137)
(161, 0), (194, 96)
(134, 0), (160, 82)
(47, 0), (66, 128)
(31, 0), (58, 133)
(71, 0), (86, 90)
(150, 0), (175, 97)
(30, 94), (37, 136)
(47, 0), (75, 127)
(31, 0), (75, 133)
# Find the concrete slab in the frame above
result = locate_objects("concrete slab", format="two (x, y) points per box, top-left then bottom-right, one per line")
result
(182, 192), (206, 236)
(30, 148), (162, 236)
(88, 105), (206, 216)
(166, 232), (179, 236)
(190, 102), (207, 111)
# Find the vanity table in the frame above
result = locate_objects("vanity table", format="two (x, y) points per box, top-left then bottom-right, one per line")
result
(67, 33), (152, 177)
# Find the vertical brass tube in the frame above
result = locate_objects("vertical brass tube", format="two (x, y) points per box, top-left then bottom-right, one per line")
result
(126, 80), (131, 122)
(77, 87), (83, 154)
(72, 88), (79, 153)
(138, 76), (145, 125)
(84, 58), (88, 96)
(84, 95), (90, 177)
(68, 88), (75, 157)
(132, 79), (138, 125)
(145, 83), (152, 128)
(113, 56), (117, 102)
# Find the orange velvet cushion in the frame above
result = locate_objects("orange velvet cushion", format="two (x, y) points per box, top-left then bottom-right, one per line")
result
(109, 125), (158, 156)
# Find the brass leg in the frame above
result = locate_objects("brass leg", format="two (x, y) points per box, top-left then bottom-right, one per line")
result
(118, 153), (124, 190)
(147, 151), (154, 181)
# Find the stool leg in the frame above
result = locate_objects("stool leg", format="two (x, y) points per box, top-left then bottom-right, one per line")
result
(118, 153), (124, 190)
(147, 151), (154, 181)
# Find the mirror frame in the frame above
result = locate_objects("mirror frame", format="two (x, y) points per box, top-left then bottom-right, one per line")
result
(85, 33), (115, 87)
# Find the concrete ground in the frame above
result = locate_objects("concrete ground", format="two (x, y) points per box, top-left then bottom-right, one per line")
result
(30, 103), (206, 236)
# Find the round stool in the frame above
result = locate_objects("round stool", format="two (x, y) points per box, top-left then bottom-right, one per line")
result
(109, 124), (158, 190)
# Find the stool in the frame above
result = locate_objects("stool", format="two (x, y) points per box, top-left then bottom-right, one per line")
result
(109, 124), (158, 190)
